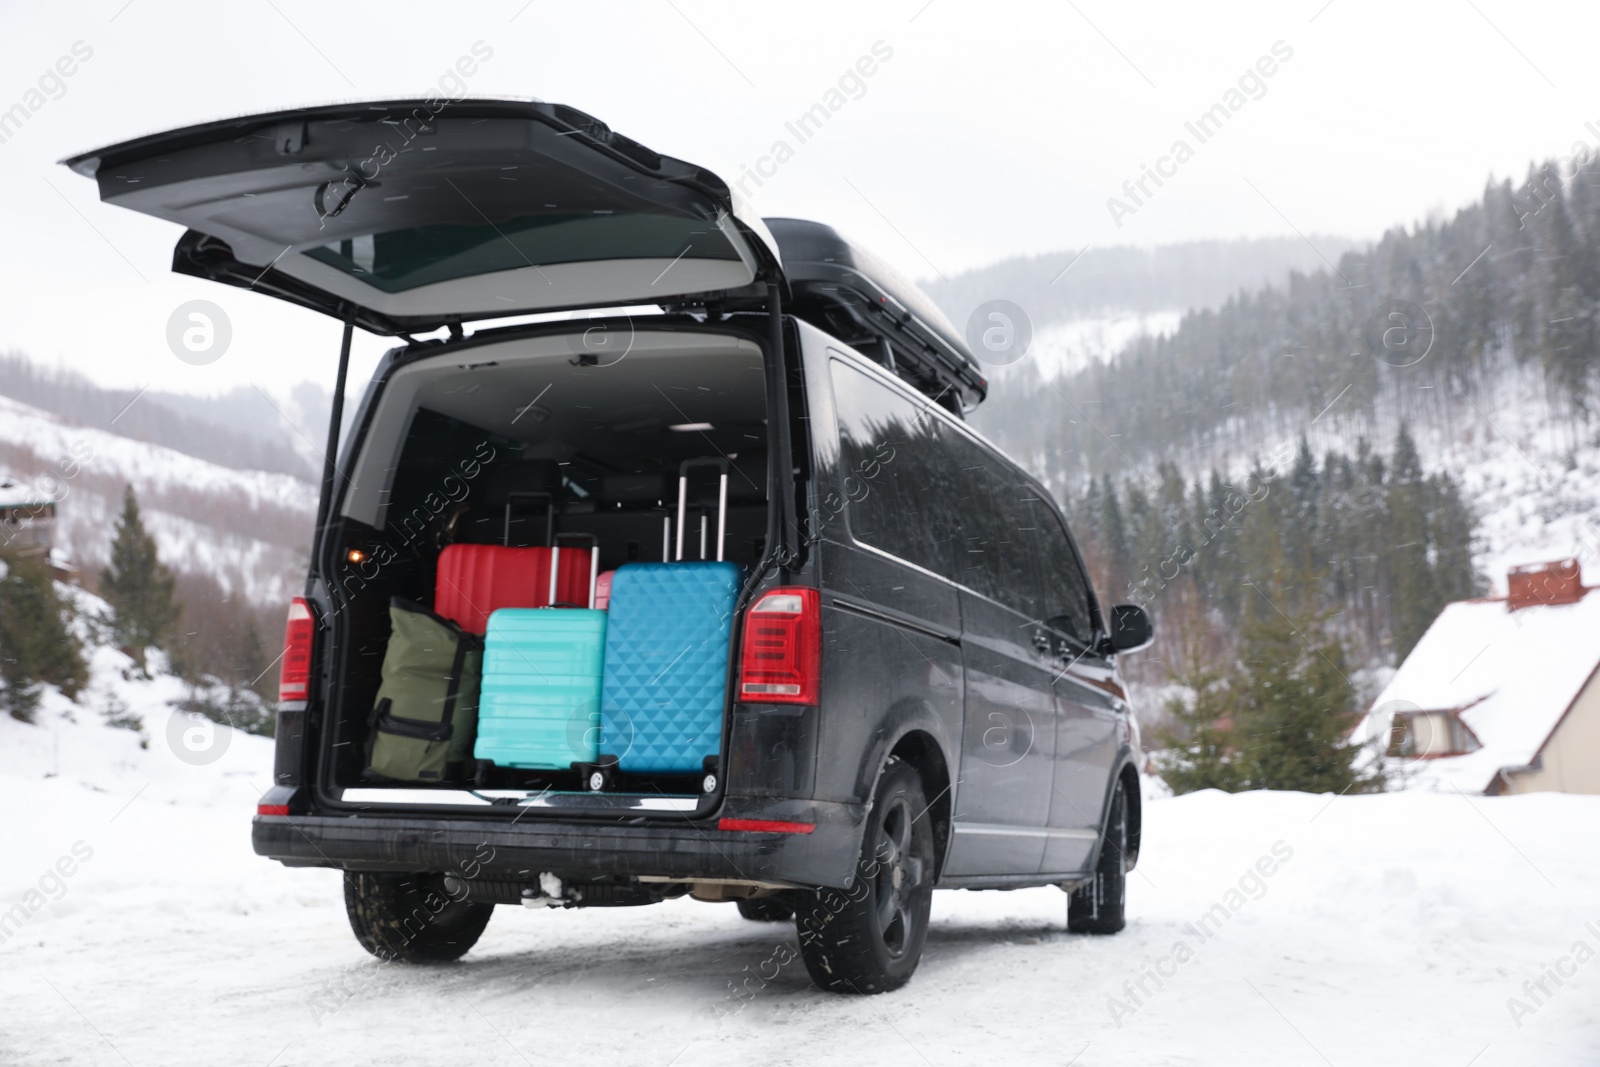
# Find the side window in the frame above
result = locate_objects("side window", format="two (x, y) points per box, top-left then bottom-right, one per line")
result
(942, 430), (1046, 618)
(942, 431), (1013, 605)
(941, 426), (1095, 635)
(828, 354), (1095, 639)
(1031, 504), (1095, 642)
(829, 359), (959, 578)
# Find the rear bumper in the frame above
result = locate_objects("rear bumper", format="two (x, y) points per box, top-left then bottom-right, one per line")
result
(252, 798), (865, 890)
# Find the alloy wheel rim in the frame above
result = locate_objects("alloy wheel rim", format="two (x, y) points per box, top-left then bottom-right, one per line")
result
(872, 795), (924, 957)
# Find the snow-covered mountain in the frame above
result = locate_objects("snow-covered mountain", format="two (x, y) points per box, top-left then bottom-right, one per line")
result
(966, 305), (1600, 602)
(0, 392), (315, 606)
(1023, 310), (1185, 379)
(1299, 354), (1600, 592)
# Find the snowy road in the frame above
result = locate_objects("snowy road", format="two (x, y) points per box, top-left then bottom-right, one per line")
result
(3, 713), (1598, 1066)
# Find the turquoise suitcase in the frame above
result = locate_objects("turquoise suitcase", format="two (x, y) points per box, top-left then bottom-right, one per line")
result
(474, 607), (606, 770)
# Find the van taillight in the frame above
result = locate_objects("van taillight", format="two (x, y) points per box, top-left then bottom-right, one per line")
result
(278, 598), (315, 703)
(738, 587), (820, 705)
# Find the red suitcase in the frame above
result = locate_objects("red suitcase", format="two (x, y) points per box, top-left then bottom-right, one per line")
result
(435, 536), (597, 635)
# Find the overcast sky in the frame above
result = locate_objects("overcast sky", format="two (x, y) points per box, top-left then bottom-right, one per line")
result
(1, 0), (1596, 400)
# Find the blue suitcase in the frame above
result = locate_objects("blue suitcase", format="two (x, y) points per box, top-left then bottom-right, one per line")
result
(474, 538), (606, 771)
(599, 459), (741, 780)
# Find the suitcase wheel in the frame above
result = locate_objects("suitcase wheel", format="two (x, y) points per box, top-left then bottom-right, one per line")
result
(577, 759), (616, 792)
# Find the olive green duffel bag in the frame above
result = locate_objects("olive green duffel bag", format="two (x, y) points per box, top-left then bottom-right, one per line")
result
(365, 598), (482, 783)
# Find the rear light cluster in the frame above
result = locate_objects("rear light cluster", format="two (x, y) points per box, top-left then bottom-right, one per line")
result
(278, 597), (315, 703)
(738, 587), (820, 705)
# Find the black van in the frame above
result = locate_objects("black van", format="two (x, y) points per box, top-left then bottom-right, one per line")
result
(66, 99), (1152, 994)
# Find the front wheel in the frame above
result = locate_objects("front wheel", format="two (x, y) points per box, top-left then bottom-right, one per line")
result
(343, 871), (494, 963)
(1068, 779), (1128, 934)
(794, 760), (935, 994)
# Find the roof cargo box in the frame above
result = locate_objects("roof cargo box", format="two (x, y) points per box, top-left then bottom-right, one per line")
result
(765, 218), (986, 414)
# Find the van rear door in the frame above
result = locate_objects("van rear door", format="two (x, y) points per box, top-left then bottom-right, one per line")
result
(62, 99), (781, 334)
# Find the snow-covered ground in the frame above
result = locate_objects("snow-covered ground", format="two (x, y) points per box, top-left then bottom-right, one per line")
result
(2, 341), (1597, 1064)
(4, 687), (1597, 1065)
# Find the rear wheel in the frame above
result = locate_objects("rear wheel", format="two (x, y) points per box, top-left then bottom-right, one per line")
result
(343, 871), (494, 963)
(794, 760), (934, 994)
(736, 896), (795, 922)
(1068, 779), (1128, 934)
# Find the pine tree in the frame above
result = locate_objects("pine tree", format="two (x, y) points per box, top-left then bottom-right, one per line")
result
(1287, 436), (1320, 578)
(1204, 471), (1242, 620)
(1228, 600), (1378, 794)
(1427, 472), (1481, 606)
(0, 551), (86, 721)
(1098, 474), (1131, 594)
(1386, 425), (1435, 660)
(1094, 424), (1481, 677)
(1157, 648), (1248, 794)
(100, 485), (179, 667)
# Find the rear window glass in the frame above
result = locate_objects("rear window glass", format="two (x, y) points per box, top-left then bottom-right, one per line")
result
(306, 213), (741, 294)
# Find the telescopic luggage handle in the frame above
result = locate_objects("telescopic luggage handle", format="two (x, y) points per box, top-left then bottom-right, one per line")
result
(501, 490), (595, 607)
(676, 457), (729, 562)
(502, 491), (556, 548)
(551, 532), (601, 608)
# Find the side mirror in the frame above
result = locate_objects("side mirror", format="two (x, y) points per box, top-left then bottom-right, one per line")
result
(1105, 604), (1154, 654)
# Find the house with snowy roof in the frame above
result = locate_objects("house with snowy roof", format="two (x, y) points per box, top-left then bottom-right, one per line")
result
(0, 474), (55, 558)
(1360, 559), (1600, 795)
(0, 473), (77, 582)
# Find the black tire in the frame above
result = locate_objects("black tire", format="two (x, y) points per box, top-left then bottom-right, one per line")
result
(736, 896), (795, 922)
(1068, 779), (1128, 934)
(343, 871), (494, 963)
(794, 760), (935, 994)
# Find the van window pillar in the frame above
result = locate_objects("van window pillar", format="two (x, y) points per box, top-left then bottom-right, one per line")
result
(315, 317), (355, 543)
(762, 278), (797, 578)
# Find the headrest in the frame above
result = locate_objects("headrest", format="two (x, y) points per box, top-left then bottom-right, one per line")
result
(603, 473), (669, 506)
(482, 459), (562, 506)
